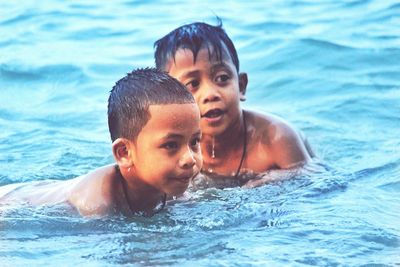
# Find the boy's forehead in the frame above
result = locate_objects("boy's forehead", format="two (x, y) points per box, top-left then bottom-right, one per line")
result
(144, 103), (200, 131)
(148, 103), (199, 119)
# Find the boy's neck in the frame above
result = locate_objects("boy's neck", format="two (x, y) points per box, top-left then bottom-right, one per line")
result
(201, 110), (246, 162)
(117, 166), (165, 215)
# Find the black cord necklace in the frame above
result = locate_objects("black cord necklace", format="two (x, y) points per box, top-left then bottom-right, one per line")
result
(203, 110), (247, 178)
(115, 165), (167, 216)
(234, 110), (247, 178)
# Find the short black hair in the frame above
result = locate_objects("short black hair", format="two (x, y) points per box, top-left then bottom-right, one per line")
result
(108, 68), (195, 142)
(154, 19), (239, 72)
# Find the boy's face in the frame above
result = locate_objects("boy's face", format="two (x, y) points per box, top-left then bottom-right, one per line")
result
(130, 103), (202, 196)
(165, 44), (247, 137)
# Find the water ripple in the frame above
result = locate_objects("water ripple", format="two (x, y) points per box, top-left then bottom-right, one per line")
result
(301, 37), (356, 50)
(0, 63), (87, 82)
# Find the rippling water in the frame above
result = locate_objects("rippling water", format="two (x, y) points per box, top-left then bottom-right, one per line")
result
(1, 0), (399, 266)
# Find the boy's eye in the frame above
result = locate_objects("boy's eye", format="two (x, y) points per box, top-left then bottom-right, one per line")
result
(191, 137), (200, 147)
(215, 74), (230, 83)
(162, 141), (179, 150)
(185, 80), (200, 92)
(190, 137), (201, 152)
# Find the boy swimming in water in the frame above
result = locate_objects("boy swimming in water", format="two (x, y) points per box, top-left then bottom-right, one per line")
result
(154, 21), (314, 187)
(0, 68), (202, 217)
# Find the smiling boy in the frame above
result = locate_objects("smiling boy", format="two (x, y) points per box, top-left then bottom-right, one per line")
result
(0, 68), (202, 216)
(154, 21), (313, 186)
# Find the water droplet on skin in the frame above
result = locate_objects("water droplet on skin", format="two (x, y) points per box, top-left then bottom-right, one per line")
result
(211, 136), (216, 159)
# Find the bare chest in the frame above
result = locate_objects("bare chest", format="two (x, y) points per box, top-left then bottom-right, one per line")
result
(201, 142), (276, 177)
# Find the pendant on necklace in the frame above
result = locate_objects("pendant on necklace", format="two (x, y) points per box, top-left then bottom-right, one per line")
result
(211, 137), (216, 159)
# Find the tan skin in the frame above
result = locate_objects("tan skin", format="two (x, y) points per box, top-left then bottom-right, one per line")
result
(165, 45), (312, 181)
(112, 103), (202, 215)
(1, 103), (202, 217)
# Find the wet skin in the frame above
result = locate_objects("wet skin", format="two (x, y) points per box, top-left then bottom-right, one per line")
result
(125, 103), (203, 196)
(165, 45), (311, 177)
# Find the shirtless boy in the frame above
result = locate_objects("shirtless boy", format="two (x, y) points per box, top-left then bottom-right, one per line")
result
(154, 21), (313, 187)
(0, 68), (202, 216)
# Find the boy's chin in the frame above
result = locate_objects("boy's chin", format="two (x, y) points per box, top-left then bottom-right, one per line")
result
(201, 123), (225, 135)
(203, 128), (226, 138)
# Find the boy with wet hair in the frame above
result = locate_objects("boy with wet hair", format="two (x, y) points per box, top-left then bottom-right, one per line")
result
(154, 21), (313, 187)
(0, 68), (202, 216)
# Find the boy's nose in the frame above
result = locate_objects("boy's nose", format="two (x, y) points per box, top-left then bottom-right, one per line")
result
(202, 86), (221, 104)
(179, 148), (196, 169)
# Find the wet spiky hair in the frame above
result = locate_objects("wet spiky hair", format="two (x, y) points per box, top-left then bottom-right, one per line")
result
(107, 68), (195, 141)
(154, 19), (239, 72)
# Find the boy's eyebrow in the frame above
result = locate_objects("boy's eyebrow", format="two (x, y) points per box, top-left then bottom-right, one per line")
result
(193, 130), (202, 137)
(179, 63), (232, 79)
(180, 70), (200, 79)
(210, 62), (233, 74)
(162, 133), (184, 140)
(162, 130), (202, 140)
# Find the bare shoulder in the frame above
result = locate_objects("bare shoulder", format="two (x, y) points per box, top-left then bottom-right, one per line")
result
(68, 164), (119, 216)
(245, 110), (311, 168)
(245, 110), (296, 142)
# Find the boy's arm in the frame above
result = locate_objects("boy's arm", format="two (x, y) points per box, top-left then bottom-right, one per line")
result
(297, 129), (316, 158)
(243, 121), (311, 189)
(68, 164), (118, 216)
(268, 121), (311, 169)
(242, 167), (301, 188)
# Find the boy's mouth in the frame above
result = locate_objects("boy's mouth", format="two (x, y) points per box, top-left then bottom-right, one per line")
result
(202, 108), (224, 122)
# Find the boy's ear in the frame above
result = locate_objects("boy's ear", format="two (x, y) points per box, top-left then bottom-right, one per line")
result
(112, 138), (135, 168)
(239, 72), (248, 101)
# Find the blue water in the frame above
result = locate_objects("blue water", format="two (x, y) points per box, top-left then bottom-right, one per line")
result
(1, 0), (399, 266)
